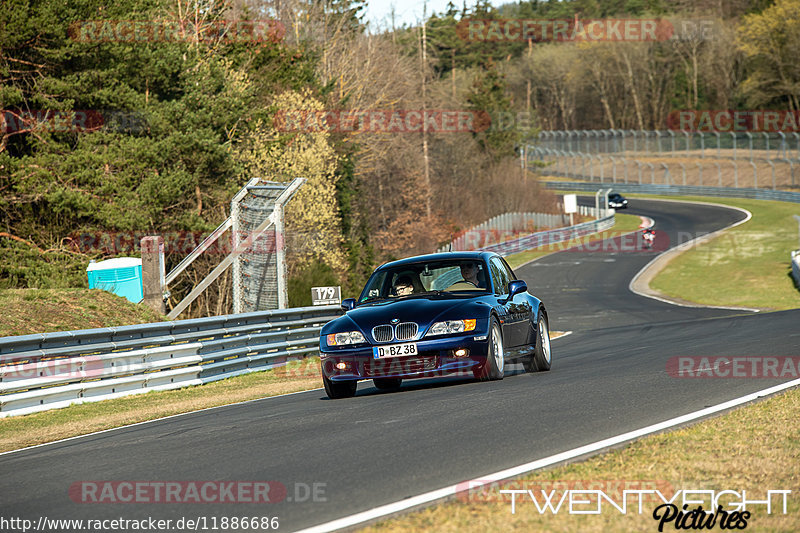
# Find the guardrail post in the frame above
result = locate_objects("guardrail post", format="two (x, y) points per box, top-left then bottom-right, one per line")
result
(609, 156), (617, 182)
(624, 158), (629, 184)
(766, 159), (776, 190)
(793, 132), (800, 159)
(700, 131), (706, 158)
(682, 130), (690, 156)
(598, 155), (605, 183)
(141, 236), (166, 314)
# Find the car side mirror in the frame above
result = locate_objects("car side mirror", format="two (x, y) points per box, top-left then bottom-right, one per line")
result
(341, 298), (356, 312)
(508, 280), (527, 299)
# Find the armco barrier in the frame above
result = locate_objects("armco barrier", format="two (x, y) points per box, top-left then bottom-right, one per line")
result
(0, 305), (341, 417)
(542, 181), (800, 204)
(481, 214), (615, 256)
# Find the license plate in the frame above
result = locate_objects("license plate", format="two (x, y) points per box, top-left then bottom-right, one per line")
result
(373, 342), (418, 359)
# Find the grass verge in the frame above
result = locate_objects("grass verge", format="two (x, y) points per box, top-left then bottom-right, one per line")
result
(361, 386), (800, 532)
(0, 288), (167, 337)
(637, 196), (800, 311)
(505, 213), (645, 270)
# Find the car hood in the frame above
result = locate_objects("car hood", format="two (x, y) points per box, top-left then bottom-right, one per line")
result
(324, 295), (492, 338)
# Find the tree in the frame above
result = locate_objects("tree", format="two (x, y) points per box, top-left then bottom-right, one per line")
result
(737, 0), (800, 111)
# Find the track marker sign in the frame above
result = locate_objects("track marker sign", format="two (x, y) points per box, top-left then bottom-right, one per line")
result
(312, 286), (341, 306)
(564, 194), (577, 225)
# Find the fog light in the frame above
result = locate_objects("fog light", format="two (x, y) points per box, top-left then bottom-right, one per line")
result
(454, 348), (468, 357)
(336, 362), (348, 370)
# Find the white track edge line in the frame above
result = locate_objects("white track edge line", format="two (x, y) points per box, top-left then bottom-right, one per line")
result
(0, 386), (324, 457)
(295, 378), (800, 533)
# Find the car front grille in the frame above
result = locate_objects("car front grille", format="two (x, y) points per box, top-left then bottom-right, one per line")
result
(395, 322), (418, 341)
(361, 355), (438, 377)
(371, 322), (419, 343)
(372, 325), (394, 343)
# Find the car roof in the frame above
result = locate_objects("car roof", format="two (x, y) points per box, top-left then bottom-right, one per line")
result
(377, 251), (496, 270)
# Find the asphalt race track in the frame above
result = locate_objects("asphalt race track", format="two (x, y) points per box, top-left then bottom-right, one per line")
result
(2, 198), (799, 532)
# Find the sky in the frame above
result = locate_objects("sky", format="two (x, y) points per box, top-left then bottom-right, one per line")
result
(363, 0), (506, 30)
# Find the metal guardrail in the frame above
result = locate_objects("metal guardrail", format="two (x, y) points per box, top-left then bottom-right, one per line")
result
(542, 181), (800, 204)
(481, 214), (615, 256)
(0, 306), (341, 418)
(437, 211), (570, 253)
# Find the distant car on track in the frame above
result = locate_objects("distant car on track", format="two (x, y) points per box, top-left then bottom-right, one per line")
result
(319, 251), (551, 399)
(608, 192), (628, 209)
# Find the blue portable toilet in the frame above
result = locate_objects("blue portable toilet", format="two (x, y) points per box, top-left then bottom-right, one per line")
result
(86, 257), (143, 303)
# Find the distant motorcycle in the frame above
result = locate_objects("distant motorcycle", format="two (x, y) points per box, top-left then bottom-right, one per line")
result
(642, 229), (655, 249)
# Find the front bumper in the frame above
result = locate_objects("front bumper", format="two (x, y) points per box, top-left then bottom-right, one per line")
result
(320, 334), (490, 381)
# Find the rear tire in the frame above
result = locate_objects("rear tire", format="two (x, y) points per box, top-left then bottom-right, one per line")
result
(323, 375), (357, 399)
(373, 378), (402, 391)
(524, 312), (551, 372)
(474, 318), (504, 381)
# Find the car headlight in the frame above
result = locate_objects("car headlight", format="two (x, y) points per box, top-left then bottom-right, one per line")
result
(426, 319), (477, 336)
(326, 331), (366, 346)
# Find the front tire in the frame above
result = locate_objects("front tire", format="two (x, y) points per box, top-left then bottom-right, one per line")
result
(323, 375), (357, 399)
(373, 378), (402, 391)
(524, 311), (552, 372)
(474, 318), (504, 381)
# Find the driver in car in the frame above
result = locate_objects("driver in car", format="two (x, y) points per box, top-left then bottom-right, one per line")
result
(392, 275), (414, 297)
(460, 263), (480, 287)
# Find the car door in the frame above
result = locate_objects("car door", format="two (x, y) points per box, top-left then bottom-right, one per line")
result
(489, 257), (527, 349)
(500, 257), (534, 348)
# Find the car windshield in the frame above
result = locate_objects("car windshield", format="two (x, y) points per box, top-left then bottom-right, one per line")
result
(359, 259), (489, 302)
